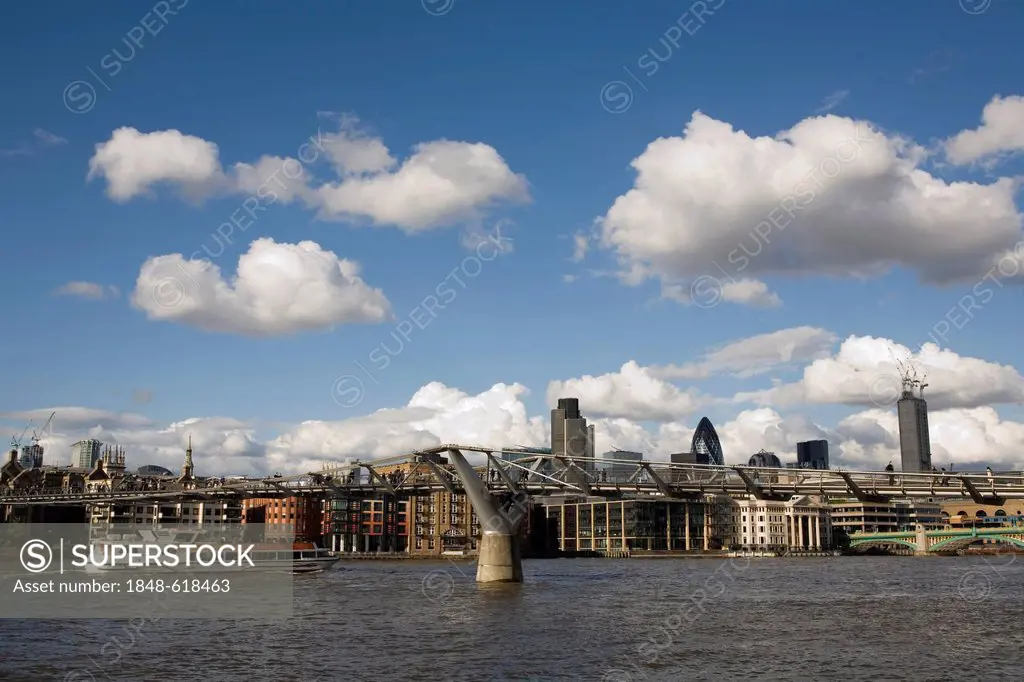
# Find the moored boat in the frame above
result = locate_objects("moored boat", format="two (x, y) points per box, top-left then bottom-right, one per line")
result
(253, 541), (340, 573)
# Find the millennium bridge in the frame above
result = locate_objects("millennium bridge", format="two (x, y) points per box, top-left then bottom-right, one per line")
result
(5, 445), (1024, 581)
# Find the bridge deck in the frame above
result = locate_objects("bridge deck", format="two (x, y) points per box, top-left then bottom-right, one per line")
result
(3, 444), (1024, 505)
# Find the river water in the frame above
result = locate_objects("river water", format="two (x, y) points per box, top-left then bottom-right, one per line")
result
(1, 556), (1022, 681)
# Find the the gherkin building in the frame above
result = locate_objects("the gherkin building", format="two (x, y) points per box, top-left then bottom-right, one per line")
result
(691, 417), (724, 466)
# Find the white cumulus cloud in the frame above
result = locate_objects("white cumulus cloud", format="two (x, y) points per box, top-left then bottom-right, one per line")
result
(547, 361), (707, 422)
(596, 107), (1024, 305)
(87, 127), (226, 201)
(944, 94), (1024, 166)
(130, 238), (391, 336)
(733, 335), (1024, 411)
(87, 117), (529, 232)
(266, 382), (548, 472)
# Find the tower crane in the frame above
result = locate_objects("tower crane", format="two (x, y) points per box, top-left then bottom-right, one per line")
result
(31, 411), (55, 447)
(10, 420), (32, 451)
(890, 349), (928, 398)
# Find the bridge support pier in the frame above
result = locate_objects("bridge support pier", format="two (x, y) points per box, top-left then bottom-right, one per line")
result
(445, 448), (524, 583)
(477, 533), (523, 583)
(915, 524), (929, 555)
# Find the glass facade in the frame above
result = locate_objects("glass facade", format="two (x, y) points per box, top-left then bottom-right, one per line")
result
(545, 499), (706, 551)
(691, 417), (725, 466)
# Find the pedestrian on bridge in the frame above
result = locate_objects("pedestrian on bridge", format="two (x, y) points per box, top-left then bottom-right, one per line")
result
(885, 462), (895, 485)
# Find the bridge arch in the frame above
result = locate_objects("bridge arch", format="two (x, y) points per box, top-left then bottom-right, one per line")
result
(848, 537), (917, 551)
(929, 534), (1024, 552)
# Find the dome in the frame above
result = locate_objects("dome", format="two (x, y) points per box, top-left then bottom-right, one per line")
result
(747, 451), (782, 468)
(137, 464), (174, 476)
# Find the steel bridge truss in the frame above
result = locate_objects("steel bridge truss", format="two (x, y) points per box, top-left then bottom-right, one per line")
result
(4, 444), (1024, 506)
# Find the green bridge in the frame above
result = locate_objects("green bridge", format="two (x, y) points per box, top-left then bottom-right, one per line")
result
(849, 526), (1024, 554)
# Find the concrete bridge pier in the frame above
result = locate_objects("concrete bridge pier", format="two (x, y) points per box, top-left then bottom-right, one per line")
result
(445, 448), (524, 583)
(915, 524), (929, 555)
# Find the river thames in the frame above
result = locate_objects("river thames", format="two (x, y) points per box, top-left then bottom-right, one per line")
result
(1, 556), (1022, 681)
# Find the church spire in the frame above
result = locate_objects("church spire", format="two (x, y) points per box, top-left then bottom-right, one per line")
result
(181, 434), (194, 479)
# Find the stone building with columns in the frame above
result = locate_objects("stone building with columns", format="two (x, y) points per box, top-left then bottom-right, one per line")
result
(734, 495), (832, 552)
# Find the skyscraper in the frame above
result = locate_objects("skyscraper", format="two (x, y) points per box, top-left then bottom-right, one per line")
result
(796, 440), (829, 470)
(898, 386), (932, 472)
(72, 439), (103, 469)
(691, 417), (725, 466)
(551, 398), (595, 474)
(597, 450), (642, 482)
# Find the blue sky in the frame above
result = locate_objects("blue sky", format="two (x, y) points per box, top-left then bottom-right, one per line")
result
(1, 0), (1023, 474)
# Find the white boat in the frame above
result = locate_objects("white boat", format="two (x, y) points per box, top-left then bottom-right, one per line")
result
(256, 542), (340, 573)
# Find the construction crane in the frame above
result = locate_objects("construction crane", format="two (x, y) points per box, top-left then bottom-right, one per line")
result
(890, 350), (928, 399)
(10, 420), (32, 451)
(31, 411), (55, 447)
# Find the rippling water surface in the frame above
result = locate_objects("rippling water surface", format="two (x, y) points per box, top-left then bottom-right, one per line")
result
(2, 556), (1023, 681)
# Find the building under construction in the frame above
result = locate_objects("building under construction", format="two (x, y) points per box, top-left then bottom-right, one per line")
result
(895, 356), (932, 473)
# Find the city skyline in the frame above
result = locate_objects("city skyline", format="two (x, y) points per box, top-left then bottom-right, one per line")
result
(0, 375), (970, 477)
(2, 3), (1022, 681)
(2, 3), (1024, 478)
(1, 329), (1020, 477)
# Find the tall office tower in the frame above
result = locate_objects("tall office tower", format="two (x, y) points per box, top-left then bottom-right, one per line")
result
(796, 440), (829, 470)
(551, 398), (594, 474)
(691, 417), (725, 466)
(72, 439), (103, 469)
(898, 386), (932, 472)
(597, 450), (642, 482)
